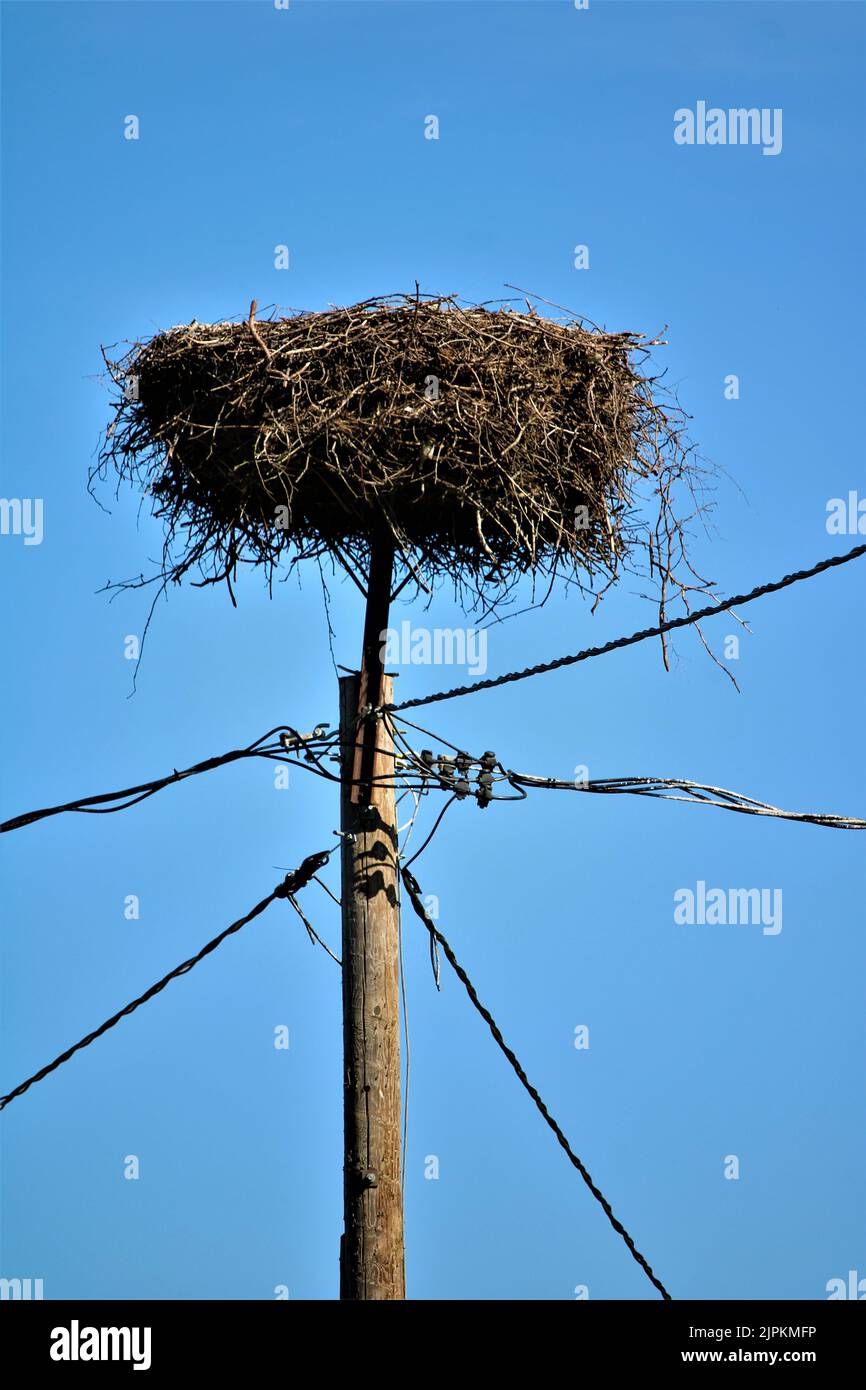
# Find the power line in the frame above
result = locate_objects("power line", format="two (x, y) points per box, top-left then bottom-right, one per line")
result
(8, 714), (863, 833)
(384, 542), (866, 713)
(0, 849), (332, 1112)
(506, 772), (866, 831)
(0, 726), (449, 836)
(386, 715), (866, 829)
(0, 748), (257, 833)
(400, 866), (672, 1300)
(0, 726), (337, 835)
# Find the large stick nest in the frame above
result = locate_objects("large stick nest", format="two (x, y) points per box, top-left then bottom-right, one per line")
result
(97, 291), (708, 612)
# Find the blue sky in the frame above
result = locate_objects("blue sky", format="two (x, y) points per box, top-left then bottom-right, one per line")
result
(1, 0), (864, 1300)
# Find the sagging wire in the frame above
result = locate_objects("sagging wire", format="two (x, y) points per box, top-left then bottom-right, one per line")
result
(504, 772), (866, 830)
(0, 723), (342, 834)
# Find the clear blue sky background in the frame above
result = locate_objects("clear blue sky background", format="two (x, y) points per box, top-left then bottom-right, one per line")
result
(1, 0), (863, 1301)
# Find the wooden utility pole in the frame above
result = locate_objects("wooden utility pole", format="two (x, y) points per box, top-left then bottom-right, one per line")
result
(338, 541), (405, 1299)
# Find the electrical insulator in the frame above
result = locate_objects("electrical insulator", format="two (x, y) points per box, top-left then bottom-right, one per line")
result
(437, 756), (455, 790)
(477, 770), (494, 808)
